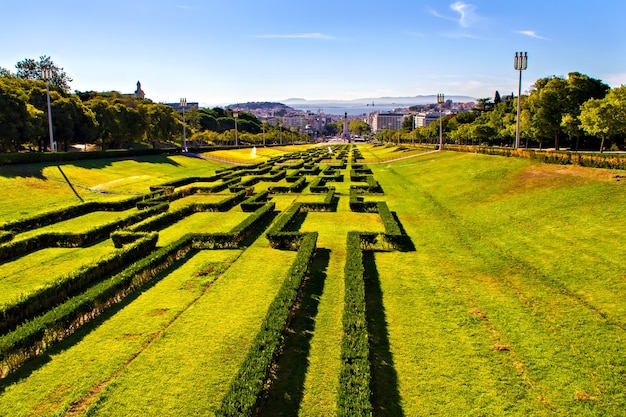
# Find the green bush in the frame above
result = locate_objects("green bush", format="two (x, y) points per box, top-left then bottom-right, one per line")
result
(216, 232), (318, 417)
(0, 232), (158, 336)
(337, 231), (372, 416)
(0, 198), (143, 233)
(0, 204), (163, 262)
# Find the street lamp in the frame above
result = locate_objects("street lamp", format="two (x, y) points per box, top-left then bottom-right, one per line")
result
(42, 67), (54, 152)
(233, 111), (239, 147)
(180, 98), (187, 152)
(437, 93), (445, 151)
(514, 51), (528, 149)
(262, 122), (266, 146)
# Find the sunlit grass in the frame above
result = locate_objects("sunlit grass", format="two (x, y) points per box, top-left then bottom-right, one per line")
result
(0, 155), (229, 222)
(0, 240), (117, 307)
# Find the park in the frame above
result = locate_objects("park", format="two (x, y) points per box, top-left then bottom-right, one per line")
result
(0, 143), (625, 416)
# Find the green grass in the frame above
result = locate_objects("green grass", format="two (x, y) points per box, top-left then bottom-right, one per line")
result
(0, 155), (230, 222)
(369, 151), (626, 415)
(2, 146), (626, 416)
(0, 238), (296, 416)
(0, 240), (117, 307)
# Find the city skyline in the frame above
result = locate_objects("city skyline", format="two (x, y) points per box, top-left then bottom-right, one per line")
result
(2, 0), (625, 107)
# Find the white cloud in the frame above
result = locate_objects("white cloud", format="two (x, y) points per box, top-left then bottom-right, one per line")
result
(430, 2), (481, 28)
(450, 1), (478, 28)
(251, 33), (334, 40)
(514, 30), (546, 40)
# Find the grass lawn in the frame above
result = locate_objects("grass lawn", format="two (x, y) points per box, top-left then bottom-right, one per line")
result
(0, 240), (117, 308)
(0, 155), (229, 222)
(370, 150), (626, 415)
(0, 236), (296, 416)
(2, 146), (626, 416)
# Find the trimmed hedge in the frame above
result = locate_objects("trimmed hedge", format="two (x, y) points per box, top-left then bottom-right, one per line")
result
(0, 232), (191, 376)
(240, 190), (270, 212)
(0, 197), (144, 233)
(0, 203), (166, 262)
(130, 190), (247, 232)
(0, 232), (158, 336)
(338, 232), (372, 417)
(268, 177), (307, 194)
(0, 148), (173, 167)
(301, 188), (336, 212)
(0, 231), (13, 244)
(349, 189), (379, 213)
(216, 232), (318, 417)
(448, 145), (626, 170)
(266, 203), (305, 249)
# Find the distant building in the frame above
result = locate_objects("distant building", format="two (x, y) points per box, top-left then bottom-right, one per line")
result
(369, 112), (405, 132)
(414, 112), (440, 128)
(134, 81), (145, 99)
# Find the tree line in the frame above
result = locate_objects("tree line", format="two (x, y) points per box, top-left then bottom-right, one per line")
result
(374, 72), (625, 152)
(0, 56), (307, 153)
(1, 57), (625, 153)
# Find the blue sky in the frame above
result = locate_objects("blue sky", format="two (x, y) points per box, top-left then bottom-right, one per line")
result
(2, 0), (625, 106)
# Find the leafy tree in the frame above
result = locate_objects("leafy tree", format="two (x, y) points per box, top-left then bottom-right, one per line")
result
(472, 97), (493, 115)
(349, 119), (371, 135)
(579, 86), (626, 152)
(0, 67), (14, 78)
(494, 90), (501, 105)
(15, 56), (73, 92)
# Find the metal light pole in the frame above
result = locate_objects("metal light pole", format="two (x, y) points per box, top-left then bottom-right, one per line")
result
(233, 111), (239, 147)
(180, 98), (187, 152)
(437, 93), (445, 151)
(514, 52), (528, 149)
(42, 67), (55, 152)
(262, 122), (266, 146)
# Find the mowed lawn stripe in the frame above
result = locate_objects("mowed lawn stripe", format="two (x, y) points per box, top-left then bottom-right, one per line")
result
(372, 152), (626, 415)
(0, 249), (239, 416)
(0, 240), (117, 307)
(85, 242), (296, 416)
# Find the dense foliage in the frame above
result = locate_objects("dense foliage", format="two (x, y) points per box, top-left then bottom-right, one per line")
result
(377, 73), (625, 152)
(0, 57), (306, 153)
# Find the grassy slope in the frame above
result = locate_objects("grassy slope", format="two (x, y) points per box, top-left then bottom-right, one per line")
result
(0, 155), (229, 222)
(2, 146), (626, 415)
(372, 151), (626, 416)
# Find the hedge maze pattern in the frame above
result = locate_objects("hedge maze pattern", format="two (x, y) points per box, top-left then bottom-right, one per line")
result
(0, 144), (412, 416)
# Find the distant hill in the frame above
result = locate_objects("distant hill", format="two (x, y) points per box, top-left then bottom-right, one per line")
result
(282, 95), (477, 108)
(226, 102), (295, 112)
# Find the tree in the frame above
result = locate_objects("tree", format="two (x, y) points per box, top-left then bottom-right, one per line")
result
(15, 56), (73, 92)
(472, 98), (493, 115)
(349, 120), (371, 136)
(494, 90), (502, 105)
(579, 86), (626, 152)
(528, 76), (568, 149)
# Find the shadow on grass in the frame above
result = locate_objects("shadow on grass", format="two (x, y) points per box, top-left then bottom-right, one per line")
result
(364, 251), (404, 417)
(392, 211), (416, 252)
(256, 248), (330, 417)
(0, 250), (197, 395)
(0, 154), (184, 179)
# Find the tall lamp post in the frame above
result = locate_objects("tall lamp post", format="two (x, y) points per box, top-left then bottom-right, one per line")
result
(180, 98), (187, 152)
(233, 111), (239, 147)
(437, 93), (445, 150)
(262, 122), (266, 146)
(514, 52), (528, 149)
(42, 67), (55, 152)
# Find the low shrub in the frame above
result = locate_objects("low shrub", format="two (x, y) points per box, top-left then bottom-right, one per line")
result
(216, 232), (318, 417)
(337, 231), (372, 416)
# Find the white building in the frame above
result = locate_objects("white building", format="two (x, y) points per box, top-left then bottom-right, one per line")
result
(369, 112), (406, 132)
(414, 112), (441, 128)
